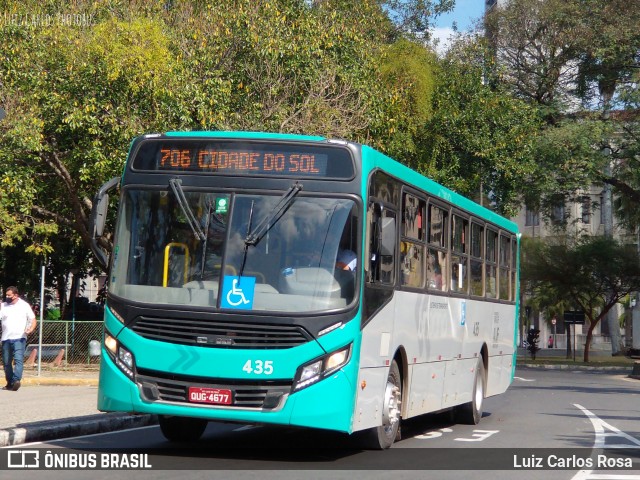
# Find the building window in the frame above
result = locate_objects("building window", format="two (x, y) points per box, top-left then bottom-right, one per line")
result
(551, 199), (565, 225)
(581, 196), (591, 224)
(525, 206), (539, 226)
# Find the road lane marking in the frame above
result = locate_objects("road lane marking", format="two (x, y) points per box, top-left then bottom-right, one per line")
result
(513, 376), (535, 382)
(454, 430), (499, 442)
(414, 427), (452, 440)
(570, 404), (640, 480)
(574, 404), (640, 449)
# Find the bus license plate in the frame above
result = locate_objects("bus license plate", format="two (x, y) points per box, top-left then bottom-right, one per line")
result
(188, 387), (232, 405)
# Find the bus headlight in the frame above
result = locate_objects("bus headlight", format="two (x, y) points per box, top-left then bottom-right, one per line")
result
(293, 344), (352, 392)
(104, 331), (136, 380)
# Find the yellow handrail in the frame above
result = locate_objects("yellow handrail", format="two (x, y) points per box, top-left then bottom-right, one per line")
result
(163, 242), (190, 287)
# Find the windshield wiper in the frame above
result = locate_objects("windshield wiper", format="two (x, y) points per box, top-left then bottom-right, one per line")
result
(244, 182), (303, 247)
(199, 196), (214, 278)
(169, 178), (206, 241)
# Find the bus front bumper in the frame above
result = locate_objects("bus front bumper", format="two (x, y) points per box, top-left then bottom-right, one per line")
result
(97, 352), (356, 434)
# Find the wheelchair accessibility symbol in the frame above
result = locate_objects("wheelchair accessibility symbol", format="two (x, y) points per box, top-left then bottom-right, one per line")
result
(221, 276), (255, 310)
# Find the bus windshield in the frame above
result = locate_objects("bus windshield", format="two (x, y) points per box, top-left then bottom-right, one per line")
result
(109, 188), (359, 313)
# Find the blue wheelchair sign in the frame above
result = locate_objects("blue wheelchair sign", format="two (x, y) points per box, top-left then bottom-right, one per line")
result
(221, 276), (256, 310)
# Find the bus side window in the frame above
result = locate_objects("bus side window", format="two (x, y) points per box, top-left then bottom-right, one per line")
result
(499, 234), (511, 300)
(486, 229), (498, 298)
(470, 222), (484, 296)
(451, 215), (469, 293)
(366, 202), (396, 285)
(427, 203), (448, 292)
(401, 193), (426, 288)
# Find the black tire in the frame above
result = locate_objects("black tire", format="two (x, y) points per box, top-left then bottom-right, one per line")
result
(358, 360), (402, 450)
(159, 415), (208, 442)
(456, 358), (485, 425)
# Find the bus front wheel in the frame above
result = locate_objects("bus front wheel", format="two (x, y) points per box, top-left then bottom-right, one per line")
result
(159, 415), (208, 442)
(455, 358), (485, 425)
(359, 359), (402, 450)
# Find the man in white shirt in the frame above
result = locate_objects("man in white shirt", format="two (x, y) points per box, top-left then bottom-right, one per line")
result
(1, 286), (36, 391)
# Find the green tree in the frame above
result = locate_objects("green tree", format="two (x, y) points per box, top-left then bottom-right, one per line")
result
(420, 36), (542, 216)
(0, 0), (188, 297)
(521, 236), (640, 362)
(486, 0), (640, 220)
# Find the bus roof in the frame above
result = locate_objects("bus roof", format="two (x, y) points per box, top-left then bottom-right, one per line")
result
(164, 131), (327, 142)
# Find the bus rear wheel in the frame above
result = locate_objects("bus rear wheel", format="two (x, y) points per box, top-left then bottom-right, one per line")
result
(359, 359), (402, 450)
(159, 415), (208, 442)
(456, 358), (485, 425)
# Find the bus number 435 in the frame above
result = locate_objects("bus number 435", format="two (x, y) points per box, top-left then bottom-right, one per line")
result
(243, 360), (274, 375)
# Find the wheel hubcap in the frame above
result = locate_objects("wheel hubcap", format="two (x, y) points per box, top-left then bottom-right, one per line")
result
(382, 381), (401, 431)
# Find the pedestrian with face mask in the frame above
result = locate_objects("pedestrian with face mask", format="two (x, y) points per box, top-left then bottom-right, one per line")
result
(1, 286), (36, 391)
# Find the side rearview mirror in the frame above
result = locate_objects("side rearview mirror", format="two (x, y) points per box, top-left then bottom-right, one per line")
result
(93, 193), (109, 237)
(90, 176), (120, 270)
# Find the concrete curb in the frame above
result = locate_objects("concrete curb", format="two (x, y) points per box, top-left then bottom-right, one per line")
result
(518, 363), (633, 373)
(0, 413), (158, 447)
(21, 377), (99, 387)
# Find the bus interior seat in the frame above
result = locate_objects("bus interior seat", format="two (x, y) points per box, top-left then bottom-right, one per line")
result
(279, 267), (346, 299)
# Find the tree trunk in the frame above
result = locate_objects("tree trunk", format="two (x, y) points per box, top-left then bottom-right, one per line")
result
(584, 320), (597, 363)
(57, 275), (68, 319)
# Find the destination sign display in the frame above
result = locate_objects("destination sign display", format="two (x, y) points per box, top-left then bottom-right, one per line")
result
(131, 139), (354, 179)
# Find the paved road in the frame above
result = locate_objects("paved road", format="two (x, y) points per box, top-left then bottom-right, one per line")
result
(4, 367), (639, 479)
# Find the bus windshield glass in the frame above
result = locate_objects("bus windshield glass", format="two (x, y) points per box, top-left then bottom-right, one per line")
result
(109, 189), (359, 313)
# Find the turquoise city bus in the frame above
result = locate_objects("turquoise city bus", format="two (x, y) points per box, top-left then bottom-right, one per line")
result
(91, 131), (519, 449)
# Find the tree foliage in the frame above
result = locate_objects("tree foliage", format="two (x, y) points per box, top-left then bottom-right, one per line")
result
(521, 236), (640, 361)
(486, 0), (640, 222)
(420, 36), (542, 216)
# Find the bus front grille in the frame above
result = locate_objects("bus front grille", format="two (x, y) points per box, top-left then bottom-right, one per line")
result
(136, 369), (292, 409)
(130, 316), (312, 349)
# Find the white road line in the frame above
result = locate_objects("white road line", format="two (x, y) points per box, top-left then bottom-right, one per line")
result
(513, 376), (535, 382)
(574, 404), (640, 449)
(570, 404), (640, 480)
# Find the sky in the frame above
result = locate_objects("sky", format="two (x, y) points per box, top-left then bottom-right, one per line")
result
(430, 0), (485, 54)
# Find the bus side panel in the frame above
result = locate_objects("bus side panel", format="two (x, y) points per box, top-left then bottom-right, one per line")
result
(407, 361), (445, 417)
(481, 299), (517, 397)
(352, 366), (389, 431)
(354, 291), (517, 424)
(353, 297), (397, 432)
(486, 353), (515, 398)
(442, 357), (477, 409)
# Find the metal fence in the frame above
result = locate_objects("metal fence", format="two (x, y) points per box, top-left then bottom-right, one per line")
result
(25, 320), (104, 365)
